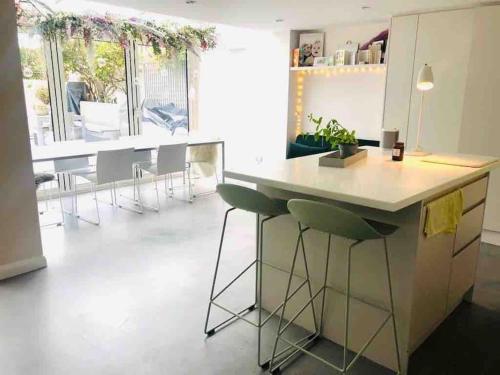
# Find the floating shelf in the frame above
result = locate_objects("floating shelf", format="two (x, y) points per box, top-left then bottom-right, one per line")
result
(290, 64), (386, 72)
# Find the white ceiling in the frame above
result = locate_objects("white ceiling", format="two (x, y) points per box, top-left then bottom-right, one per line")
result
(94, 0), (486, 29)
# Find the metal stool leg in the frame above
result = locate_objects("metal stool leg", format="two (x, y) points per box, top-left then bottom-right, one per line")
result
(343, 241), (361, 371)
(319, 234), (332, 334)
(384, 238), (401, 374)
(257, 215), (278, 368)
(269, 227), (302, 373)
(299, 224), (319, 335)
(269, 225), (321, 373)
(204, 207), (236, 335)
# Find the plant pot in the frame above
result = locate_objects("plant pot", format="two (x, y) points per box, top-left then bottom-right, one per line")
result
(338, 143), (358, 159)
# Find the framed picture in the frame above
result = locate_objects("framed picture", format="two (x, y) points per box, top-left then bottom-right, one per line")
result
(292, 48), (300, 67)
(313, 56), (333, 67)
(357, 49), (371, 64)
(299, 33), (324, 67)
(334, 50), (346, 66)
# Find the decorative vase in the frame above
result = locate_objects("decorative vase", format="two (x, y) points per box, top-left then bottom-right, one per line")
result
(338, 143), (358, 159)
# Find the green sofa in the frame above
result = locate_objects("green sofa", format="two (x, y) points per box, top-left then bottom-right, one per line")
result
(287, 134), (380, 159)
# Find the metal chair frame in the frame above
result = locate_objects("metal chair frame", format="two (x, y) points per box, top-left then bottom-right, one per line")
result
(70, 148), (143, 225)
(37, 178), (65, 228)
(204, 209), (320, 368)
(269, 225), (401, 374)
(133, 144), (193, 211)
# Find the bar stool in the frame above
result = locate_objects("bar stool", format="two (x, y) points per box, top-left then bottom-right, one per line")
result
(204, 184), (319, 368)
(269, 199), (401, 374)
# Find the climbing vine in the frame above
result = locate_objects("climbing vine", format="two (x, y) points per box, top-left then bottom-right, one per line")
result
(15, 0), (217, 56)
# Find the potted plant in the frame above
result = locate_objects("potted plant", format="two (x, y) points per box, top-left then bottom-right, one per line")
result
(308, 113), (358, 158)
(34, 87), (50, 116)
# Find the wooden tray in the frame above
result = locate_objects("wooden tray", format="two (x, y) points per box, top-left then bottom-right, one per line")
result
(319, 149), (367, 168)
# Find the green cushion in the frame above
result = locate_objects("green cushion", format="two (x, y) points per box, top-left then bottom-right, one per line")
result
(296, 134), (329, 148)
(287, 142), (331, 159)
(217, 183), (289, 217)
(288, 199), (399, 240)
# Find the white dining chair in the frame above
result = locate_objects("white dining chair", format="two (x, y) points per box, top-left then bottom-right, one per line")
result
(70, 147), (140, 225)
(134, 143), (191, 211)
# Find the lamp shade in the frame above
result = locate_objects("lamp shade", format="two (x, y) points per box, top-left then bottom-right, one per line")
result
(417, 64), (434, 91)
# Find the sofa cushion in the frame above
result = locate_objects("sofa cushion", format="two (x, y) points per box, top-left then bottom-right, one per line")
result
(287, 142), (331, 159)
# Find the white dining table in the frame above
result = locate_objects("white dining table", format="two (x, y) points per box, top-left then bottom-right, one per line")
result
(31, 134), (225, 182)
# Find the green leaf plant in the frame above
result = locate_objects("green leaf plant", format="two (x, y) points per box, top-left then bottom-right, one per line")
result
(307, 113), (357, 149)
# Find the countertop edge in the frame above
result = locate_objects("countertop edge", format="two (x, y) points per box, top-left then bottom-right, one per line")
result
(224, 161), (498, 212)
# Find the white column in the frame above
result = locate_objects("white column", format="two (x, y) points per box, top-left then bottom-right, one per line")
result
(0, 0), (46, 280)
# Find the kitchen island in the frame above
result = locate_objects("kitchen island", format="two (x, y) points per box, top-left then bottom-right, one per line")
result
(224, 147), (498, 374)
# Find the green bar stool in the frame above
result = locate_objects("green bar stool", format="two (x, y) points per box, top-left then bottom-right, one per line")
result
(204, 184), (320, 368)
(269, 199), (401, 374)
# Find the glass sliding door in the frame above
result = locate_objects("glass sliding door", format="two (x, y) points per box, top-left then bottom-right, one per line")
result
(61, 38), (130, 142)
(18, 31), (54, 148)
(135, 46), (189, 138)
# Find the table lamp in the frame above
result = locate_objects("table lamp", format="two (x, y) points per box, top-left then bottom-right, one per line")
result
(408, 64), (434, 156)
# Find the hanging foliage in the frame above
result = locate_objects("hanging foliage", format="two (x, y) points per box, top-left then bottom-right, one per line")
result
(15, 0), (217, 56)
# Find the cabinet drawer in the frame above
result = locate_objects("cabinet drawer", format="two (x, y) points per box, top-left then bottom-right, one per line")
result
(447, 238), (480, 313)
(462, 176), (488, 211)
(454, 203), (485, 254)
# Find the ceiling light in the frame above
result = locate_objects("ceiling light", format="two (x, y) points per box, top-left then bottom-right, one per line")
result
(275, 19), (284, 23)
(361, 6), (371, 10)
(186, 0), (197, 4)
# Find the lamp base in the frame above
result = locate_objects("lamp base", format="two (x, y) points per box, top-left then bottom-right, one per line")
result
(406, 149), (431, 156)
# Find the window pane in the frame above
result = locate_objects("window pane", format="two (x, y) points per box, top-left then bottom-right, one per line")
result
(136, 46), (188, 138)
(18, 31), (53, 148)
(62, 39), (129, 142)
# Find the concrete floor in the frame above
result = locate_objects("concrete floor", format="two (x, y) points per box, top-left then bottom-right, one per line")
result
(1, 184), (500, 375)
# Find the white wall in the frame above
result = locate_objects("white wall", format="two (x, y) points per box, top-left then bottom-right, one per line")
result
(197, 25), (290, 165)
(290, 21), (389, 141)
(0, 1), (46, 280)
(298, 69), (387, 140)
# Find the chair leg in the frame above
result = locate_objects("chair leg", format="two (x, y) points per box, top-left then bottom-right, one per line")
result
(187, 166), (193, 202)
(133, 166), (137, 201)
(113, 182), (118, 206)
(269, 229), (303, 372)
(204, 208), (235, 335)
(383, 237), (401, 374)
(257, 215), (267, 367)
(319, 234), (332, 334)
(57, 178), (65, 225)
(73, 175), (78, 216)
(110, 185), (114, 205)
(343, 243), (354, 372)
(43, 183), (49, 212)
(136, 174), (144, 213)
(298, 223), (319, 335)
(93, 183), (101, 225)
(154, 175), (160, 211)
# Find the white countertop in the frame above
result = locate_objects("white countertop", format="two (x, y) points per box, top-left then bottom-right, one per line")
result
(225, 147), (499, 212)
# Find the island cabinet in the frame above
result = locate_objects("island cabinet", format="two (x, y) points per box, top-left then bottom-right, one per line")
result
(224, 147), (498, 374)
(409, 175), (487, 352)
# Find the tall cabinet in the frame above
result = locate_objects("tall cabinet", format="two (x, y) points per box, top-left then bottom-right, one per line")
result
(384, 5), (500, 231)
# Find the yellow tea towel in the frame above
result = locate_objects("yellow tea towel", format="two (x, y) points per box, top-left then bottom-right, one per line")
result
(425, 190), (464, 237)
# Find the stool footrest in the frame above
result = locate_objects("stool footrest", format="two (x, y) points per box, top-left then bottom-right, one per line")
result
(269, 332), (321, 373)
(205, 304), (257, 335)
(274, 311), (394, 373)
